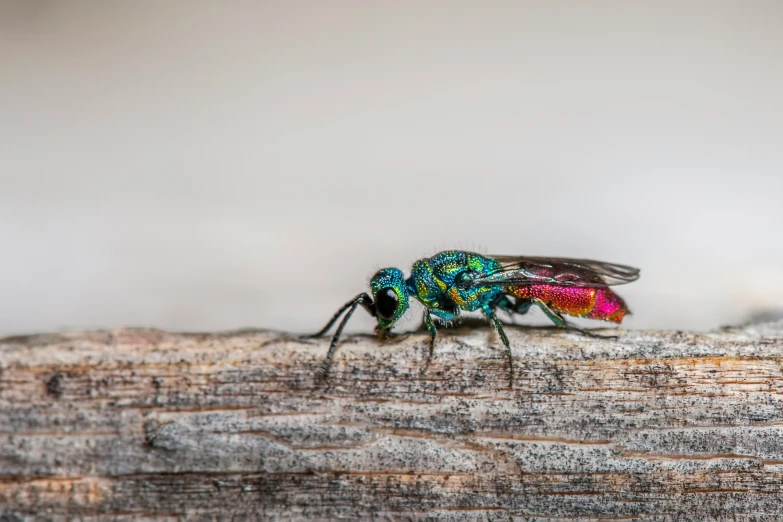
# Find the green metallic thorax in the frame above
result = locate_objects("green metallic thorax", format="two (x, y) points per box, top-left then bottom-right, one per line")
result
(405, 251), (503, 320)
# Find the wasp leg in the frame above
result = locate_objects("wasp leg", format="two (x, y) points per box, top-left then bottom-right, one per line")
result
(420, 310), (438, 374)
(533, 299), (617, 340)
(485, 306), (513, 389)
(492, 296), (518, 322)
(492, 295), (535, 323)
(513, 298), (533, 316)
(376, 325), (410, 344)
(420, 308), (458, 374)
(313, 293), (377, 380)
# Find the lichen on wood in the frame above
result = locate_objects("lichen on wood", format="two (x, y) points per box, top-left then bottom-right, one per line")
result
(2, 320), (783, 520)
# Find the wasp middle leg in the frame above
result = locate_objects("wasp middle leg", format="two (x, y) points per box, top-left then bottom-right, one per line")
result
(483, 305), (514, 389)
(420, 310), (438, 374)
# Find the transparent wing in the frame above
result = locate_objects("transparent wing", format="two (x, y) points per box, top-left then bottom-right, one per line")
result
(472, 255), (640, 288)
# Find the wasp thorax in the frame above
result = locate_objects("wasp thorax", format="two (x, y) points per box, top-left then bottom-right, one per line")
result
(455, 270), (476, 289)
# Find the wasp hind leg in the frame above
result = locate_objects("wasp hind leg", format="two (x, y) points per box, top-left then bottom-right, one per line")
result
(533, 299), (617, 340)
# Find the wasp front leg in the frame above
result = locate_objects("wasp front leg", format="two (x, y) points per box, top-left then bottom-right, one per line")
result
(375, 324), (410, 344)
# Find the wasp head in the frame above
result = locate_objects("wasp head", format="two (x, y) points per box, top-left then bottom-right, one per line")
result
(369, 267), (409, 329)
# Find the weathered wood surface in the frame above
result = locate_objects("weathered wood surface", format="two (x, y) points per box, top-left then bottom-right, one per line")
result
(3, 320), (783, 521)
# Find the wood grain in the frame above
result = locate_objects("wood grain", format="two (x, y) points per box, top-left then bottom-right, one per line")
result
(2, 320), (783, 521)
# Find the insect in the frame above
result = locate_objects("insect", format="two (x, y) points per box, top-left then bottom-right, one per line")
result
(308, 250), (639, 387)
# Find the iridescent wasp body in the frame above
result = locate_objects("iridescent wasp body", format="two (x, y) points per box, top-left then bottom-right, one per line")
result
(309, 250), (639, 387)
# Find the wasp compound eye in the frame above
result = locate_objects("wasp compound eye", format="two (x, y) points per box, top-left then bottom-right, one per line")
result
(376, 288), (399, 321)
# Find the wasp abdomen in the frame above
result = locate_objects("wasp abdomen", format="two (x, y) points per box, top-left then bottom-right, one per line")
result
(507, 284), (628, 323)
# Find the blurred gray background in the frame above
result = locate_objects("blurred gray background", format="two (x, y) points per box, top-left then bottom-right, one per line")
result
(1, 1), (782, 337)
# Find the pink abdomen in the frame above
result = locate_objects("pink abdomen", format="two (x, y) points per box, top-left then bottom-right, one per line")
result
(507, 284), (629, 323)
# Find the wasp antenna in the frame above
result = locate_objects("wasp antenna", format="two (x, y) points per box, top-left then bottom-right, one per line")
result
(315, 293), (376, 379)
(306, 293), (375, 339)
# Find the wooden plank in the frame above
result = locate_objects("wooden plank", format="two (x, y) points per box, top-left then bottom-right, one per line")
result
(1, 321), (783, 520)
